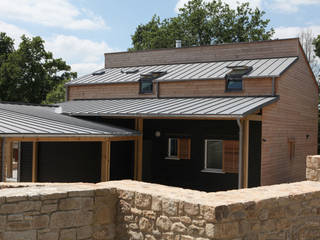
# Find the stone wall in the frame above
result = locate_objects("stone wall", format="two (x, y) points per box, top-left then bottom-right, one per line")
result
(0, 182), (117, 240)
(1, 176), (320, 239)
(306, 155), (320, 181)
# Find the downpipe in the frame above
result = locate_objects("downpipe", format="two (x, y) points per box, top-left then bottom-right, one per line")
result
(237, 119), (243, 189)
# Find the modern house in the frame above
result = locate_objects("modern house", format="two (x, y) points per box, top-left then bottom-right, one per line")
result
(0, 38), (318, 192)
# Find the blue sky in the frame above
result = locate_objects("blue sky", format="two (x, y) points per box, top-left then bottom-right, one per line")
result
(0, 0), (319, 76)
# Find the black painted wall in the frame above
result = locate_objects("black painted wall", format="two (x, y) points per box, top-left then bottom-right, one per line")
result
(20, 142), (33, 182)
(143, 119), (240, 192)
(142, 119), (262, 192)
(110, 141), (134, 180)
(248, 121), (262, 187)
(37, 142), (101, 183)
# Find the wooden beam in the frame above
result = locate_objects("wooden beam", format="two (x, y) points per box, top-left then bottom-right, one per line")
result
(242, 119), (249, 188)
(134, 118), (143, 181)
(32, 141), (38, 182)
(5, 136), (138, 143)
(246, 114), (262, 121)
(101, 140), (111, 182)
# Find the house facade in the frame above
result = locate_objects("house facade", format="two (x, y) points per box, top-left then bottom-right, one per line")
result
(0, 38), (317, 192)
(59, 38), (318, 191)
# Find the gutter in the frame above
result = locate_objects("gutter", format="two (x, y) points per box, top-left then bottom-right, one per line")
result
(237, 119), (243, 189)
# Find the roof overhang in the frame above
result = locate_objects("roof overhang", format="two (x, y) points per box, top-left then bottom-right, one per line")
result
(60, 96), (279, 119)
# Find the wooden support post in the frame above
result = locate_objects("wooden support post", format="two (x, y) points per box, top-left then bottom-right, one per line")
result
(5, 141), (12, 178)
(242, 119), (249, 188)
(101, 140), (111, 182)
(32, 141), (38, 182)
(134, 118), (143, 181)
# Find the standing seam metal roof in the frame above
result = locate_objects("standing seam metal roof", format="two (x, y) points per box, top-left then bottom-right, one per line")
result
(0, 103), (138, 136)
(59, 96), (279, 118)
(67, 57), (297, 86)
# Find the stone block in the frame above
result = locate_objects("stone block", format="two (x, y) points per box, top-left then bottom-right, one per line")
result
(171, 222), (187, 233)
(139, 217), (153, 232)
(38, 230), (59, 240)
(50, 210), (93, 229)
(77, 225), (92, 239)
(2, 230), (36, 240)
(156, 215), (172, 231)
(162, 198), (178, 216)
(60, 228), (76, 240)
(184, 202), (199, 216)
(41, 203), (57, 214)
(151, 196), (162, 211)
(135, 192), (152, 209)
(32, 215), (49, 229)
(59, 197), (93, 211)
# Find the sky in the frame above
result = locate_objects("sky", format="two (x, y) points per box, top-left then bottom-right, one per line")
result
(0, 0), (319, 76)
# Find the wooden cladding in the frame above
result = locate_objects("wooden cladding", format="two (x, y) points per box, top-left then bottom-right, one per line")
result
(223, 140), (239, 173)
(177, 138), (191, 160)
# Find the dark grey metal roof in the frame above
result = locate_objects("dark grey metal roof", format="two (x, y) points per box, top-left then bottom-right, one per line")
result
(60, 96), (278, 118)
(67, 57), (297, 86)
(0, 102), (138, 137)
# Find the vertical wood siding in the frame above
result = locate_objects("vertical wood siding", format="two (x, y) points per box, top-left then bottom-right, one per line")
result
(68, 78), (273, 100)
(260, 47), (318, 185)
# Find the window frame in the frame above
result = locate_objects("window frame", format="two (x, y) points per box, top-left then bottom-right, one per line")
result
(139, 78), (153, 94)
(166, 137), (191, 160)
(167, 137), (179, 159)
(202, 139), (225, 174)
(225, 66), (252, 92)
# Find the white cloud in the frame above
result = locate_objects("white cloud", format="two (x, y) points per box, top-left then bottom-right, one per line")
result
(0, 0), (107, 30)
(274, 25), (320, 39)
(267, 0), (320, 13)
(0, 21), (31, 46)
(45, 35), (115, 76)
(175, 0), (261, 13)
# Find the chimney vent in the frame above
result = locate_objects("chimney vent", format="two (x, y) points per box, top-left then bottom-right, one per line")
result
(176, 40), (182, 48)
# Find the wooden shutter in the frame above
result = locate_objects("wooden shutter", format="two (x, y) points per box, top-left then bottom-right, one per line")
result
(178, 138), (191, 160)
(222, 140), (239, 173)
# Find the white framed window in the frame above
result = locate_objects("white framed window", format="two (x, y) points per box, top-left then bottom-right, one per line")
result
(202, 139), (239, 174)
(203, 139), (224, 173)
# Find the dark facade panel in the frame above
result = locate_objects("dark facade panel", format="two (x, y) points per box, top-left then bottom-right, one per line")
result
(110, 141), (134, 180)
(248, 121), (262, 187)
(20, 142), (33, 182)
(37, 142), (101, 183)
(143, 119), (239, 192)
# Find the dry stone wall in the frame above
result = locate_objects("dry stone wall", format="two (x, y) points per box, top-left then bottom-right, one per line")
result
(2, 157), (320, 240)
(0, 183), (117, 240)
(306, 155), (320, 181)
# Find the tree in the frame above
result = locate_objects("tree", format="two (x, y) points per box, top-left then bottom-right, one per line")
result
(130, 0), (274, 51)
(0, 33), (76, 104)
(299, 29), (320, 78)
(42, 80), (67, 104)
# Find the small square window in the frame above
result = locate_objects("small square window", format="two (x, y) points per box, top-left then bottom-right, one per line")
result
(225, 66), (252, 92)
(203, 139), (239, 174)
(167, 137), (191, 160)
(140, 79), (153, 94)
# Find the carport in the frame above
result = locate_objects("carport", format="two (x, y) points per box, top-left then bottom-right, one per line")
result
(0, 102), (139, 183)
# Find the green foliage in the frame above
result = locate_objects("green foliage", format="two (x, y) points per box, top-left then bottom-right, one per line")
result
(42, 80), (68, 104)
(0, 33), (76, 104)
(129, 0), (274, 51)
(314, 35), (320, 58)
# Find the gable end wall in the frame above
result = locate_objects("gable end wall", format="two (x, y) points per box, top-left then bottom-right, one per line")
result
(260, 46), (318, 185)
